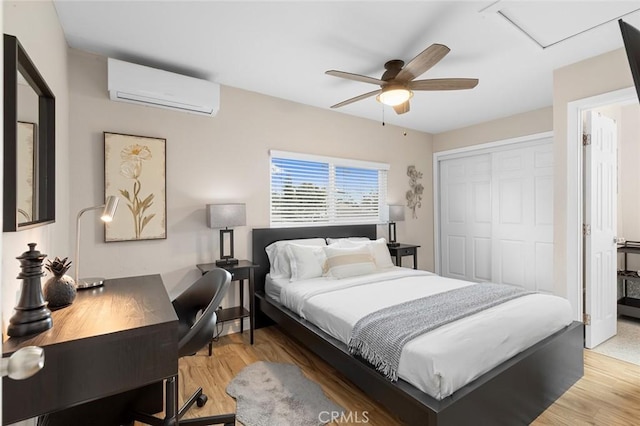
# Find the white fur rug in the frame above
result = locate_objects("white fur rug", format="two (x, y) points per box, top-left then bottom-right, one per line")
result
(226, 361), (344, 426)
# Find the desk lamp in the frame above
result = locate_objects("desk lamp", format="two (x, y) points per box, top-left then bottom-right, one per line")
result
(388, 205), (405, 247)
(207, 203), (246, 266)
(75, 196), (119, 289)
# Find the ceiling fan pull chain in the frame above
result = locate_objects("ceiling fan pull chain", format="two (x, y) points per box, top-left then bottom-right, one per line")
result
(381, 104), (385, 126)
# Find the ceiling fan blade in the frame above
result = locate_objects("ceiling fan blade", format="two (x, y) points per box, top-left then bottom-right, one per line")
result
(395, 44), (450, 82)
(393, 101), (410, 115)
(409, 78), (479, 91)
(326, 70), (385, 85)
(330, 89), (381, 109)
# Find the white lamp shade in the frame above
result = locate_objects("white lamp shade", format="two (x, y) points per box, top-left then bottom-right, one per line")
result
(389, 205), (405, 222)
(207, 203), (246, 229)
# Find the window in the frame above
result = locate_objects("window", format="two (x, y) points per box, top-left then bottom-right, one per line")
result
(270, 150), (389, 226)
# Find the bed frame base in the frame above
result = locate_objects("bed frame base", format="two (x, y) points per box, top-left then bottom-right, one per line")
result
(251, 225), (584, 425)
(258, 294), (582, 425)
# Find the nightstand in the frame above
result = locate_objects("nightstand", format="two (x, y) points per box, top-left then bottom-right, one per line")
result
(387, 243), (420, 269)
(196, 260), (259, 348)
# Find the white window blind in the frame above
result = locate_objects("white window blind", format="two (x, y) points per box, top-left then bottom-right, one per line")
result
(270, 151), (389, 227)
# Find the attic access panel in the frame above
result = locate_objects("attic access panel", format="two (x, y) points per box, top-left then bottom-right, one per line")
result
(484, 1), (640, 49)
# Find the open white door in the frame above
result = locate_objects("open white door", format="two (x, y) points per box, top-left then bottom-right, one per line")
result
(584, 111), (618, 349)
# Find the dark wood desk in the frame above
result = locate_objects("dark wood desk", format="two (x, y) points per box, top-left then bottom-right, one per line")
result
(2, 274), (178, 425)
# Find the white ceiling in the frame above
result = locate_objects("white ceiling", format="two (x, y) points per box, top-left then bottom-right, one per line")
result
(52, 1), (640, 134)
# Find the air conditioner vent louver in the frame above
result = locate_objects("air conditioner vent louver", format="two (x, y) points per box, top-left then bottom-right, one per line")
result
(107, 58), (219, 116)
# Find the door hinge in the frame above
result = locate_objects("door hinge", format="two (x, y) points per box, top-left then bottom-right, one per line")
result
(583, 224), (591, 236)
(583, 313), (591, 325)
(583, 133), (591, 146)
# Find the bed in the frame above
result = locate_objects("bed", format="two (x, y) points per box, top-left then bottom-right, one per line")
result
(252, 224), (584, 426)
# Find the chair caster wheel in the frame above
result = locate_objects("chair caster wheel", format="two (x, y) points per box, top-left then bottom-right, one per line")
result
(196, 394), (208, 407)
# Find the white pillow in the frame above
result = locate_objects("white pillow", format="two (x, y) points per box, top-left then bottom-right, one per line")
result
(333, 237), (394, 270)
(368, 238), (395, 269)
(265, 238), (326, 278)
(286, 244), (327, 281)
(326, 237), (371, 245)
(323, 245), (376, 279)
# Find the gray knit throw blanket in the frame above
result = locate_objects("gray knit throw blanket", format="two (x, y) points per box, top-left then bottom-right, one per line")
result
(348, 282), (535, 381)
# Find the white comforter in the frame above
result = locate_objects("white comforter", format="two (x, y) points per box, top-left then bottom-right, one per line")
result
(279, 268), (573, 400)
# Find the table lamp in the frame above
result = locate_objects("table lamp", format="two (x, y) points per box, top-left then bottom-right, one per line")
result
(207, 203), (246, 266)
(75, 196), (119, 289)
(388, 205), (405, 247)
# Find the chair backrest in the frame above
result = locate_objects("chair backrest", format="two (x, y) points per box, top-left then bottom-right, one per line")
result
(172, 268), (231, 357)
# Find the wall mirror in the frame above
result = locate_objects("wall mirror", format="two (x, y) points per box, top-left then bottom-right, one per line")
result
(4, 34), (56, 232)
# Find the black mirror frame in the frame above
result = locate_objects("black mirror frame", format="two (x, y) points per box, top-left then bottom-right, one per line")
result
(4, 34), (56, 232)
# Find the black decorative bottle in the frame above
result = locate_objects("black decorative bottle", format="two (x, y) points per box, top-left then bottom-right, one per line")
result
(7, 243), (53, 337)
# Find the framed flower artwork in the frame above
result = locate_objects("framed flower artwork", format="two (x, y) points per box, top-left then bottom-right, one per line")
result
(104, 132), (167, 242)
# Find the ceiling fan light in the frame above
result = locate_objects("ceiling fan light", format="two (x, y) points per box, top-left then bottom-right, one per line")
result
(376, 87), (413, 106)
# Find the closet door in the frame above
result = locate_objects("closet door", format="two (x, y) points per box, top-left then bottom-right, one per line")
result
(491, 143), (554, 292)
(438, 139), (553, 291)
(439, 154), (492, 282)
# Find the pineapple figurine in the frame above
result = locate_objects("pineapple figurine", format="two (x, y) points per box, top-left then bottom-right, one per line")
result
(43, 257), (77, 308)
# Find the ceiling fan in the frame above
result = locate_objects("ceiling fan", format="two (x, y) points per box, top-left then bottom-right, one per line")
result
(326, 43), (478, 115)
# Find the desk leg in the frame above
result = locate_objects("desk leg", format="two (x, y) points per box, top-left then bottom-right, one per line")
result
(395, 253), (401, 267)
(239, 279), (245, 334)
(249, 269), (255, 345)
(413, 253), (418, 269)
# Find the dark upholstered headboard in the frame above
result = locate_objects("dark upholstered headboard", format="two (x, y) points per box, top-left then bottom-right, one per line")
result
(251, 224), (377, 294)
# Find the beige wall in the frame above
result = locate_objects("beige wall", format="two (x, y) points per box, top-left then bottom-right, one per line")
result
(553, 48), (634, 299)
(433, 107), (553, 152)
(616, 104), (640, 270)
(595, 103), (640, 270)
(3, 1), (70, 330)
(68, 49), (433, 331)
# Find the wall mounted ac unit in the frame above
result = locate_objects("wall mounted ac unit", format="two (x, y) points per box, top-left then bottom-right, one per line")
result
(107, 58), (220, 116)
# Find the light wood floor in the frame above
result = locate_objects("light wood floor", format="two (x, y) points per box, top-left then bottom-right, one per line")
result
(177, 326), (640, 425)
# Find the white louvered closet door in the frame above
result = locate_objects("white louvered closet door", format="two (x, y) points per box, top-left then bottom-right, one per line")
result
(439, 139), (553, 292)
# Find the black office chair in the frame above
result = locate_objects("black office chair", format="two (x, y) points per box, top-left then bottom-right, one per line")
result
(134, 268), (236, 426)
